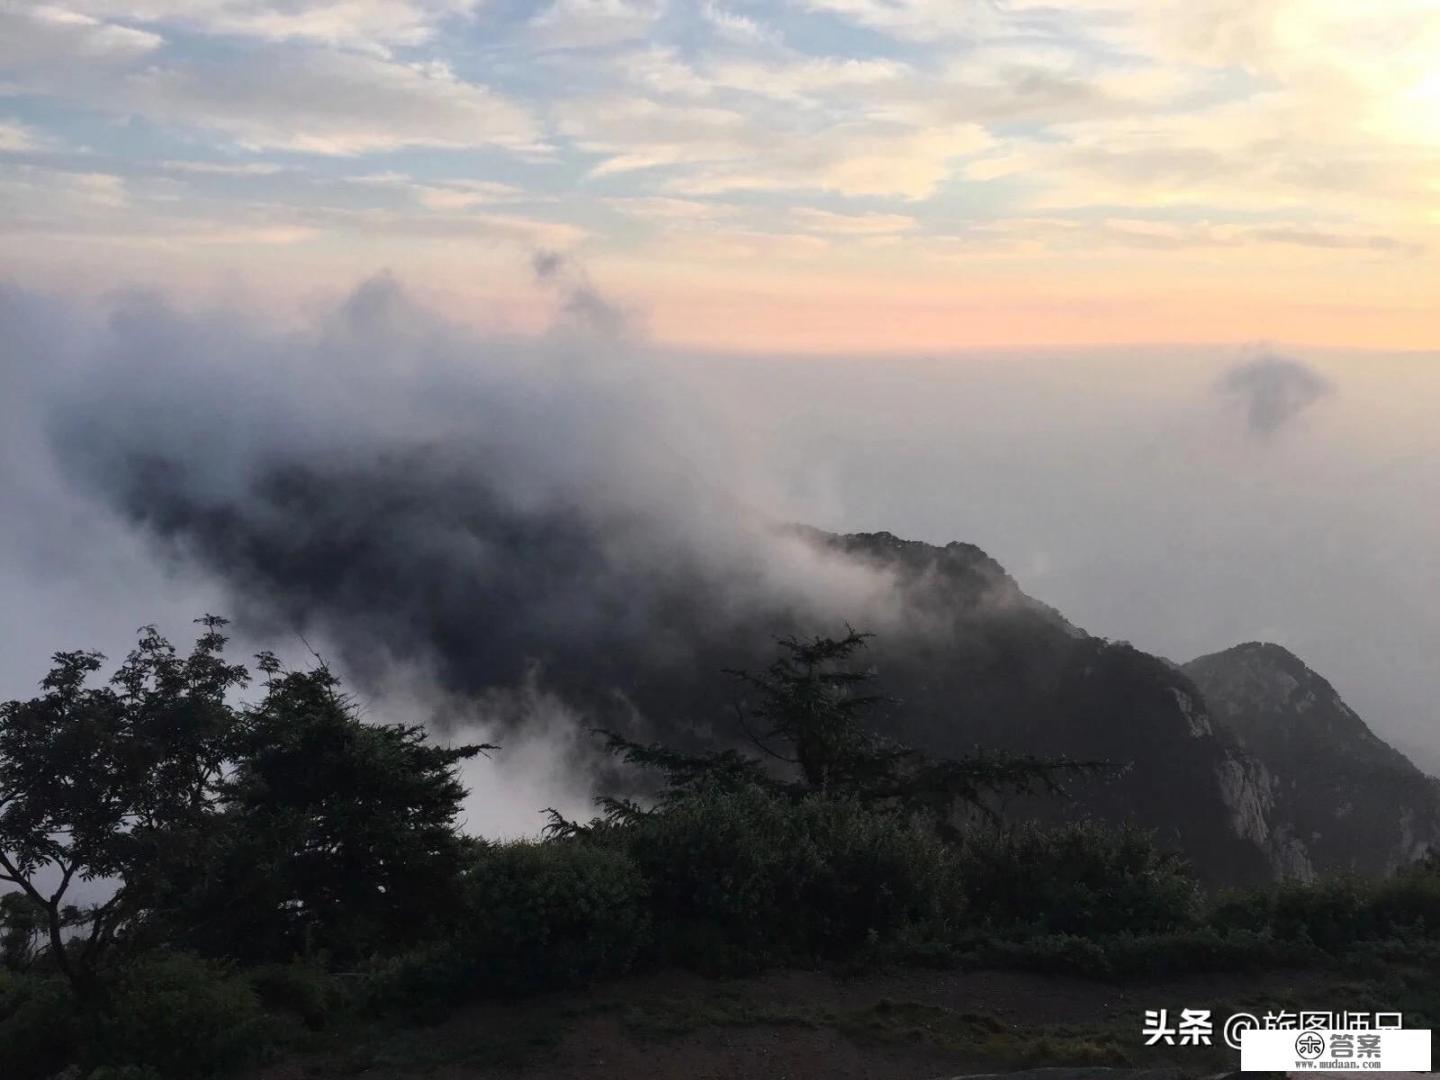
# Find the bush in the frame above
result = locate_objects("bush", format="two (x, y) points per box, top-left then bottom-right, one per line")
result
(87, 952), (271, 1078)
(0, 970), (77, 1080)
(371, 840), (649, 1009)
(1371, 854), (1440, 934)
(1208, 855), (1440, 955)
(958, 926), (1315, 979)
(463, 840), (651, 992)
(606, 786), (961, 972)
(968, 933), (1112, 976)
(248, 961), (353, 1031)
(1211, 877), (1378, 951)
(1100, 927), (1313, 976)
(955, 820), (1200, 936)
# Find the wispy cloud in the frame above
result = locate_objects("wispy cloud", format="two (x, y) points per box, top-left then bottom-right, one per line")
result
(0, 119), (59, 154)
(49, 0), (480, 52)
(0, 0), (1435, 347)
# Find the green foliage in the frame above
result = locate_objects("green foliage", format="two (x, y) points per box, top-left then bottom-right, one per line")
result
(603, 785), (961, 972)
(1209, 852), (1440, 951)
(1370, 851), (1440, 931)
(0, 617), (248, 998)
(0, 619), (488, 1072)
(371, 840), (648, 1008)
(1, 892), (45, 970)
(10, 617), (1440, 1076)
(1097, 927), (1314, 976)
(164, 663), (489, 965)
(0, 969), (77, 1080)
(83, 1066), (165, 1080)
(462, 840), (650, 992)
(1210, 878), (1375, 949)
(588, 629), (1111, 838)
(0, 954), (270, 1080)
(967, 926), (1315, 979)
(84, 952), (269, 1078)
(955, 821), (1201, 936)
(247, 960), (353, 1031)
(724, 629), (895, 795)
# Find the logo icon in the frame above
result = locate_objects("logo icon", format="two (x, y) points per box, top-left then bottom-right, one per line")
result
(1296, 1031), (1327, 1059)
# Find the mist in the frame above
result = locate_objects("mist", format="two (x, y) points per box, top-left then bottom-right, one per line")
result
(3, 270), (1439, 841)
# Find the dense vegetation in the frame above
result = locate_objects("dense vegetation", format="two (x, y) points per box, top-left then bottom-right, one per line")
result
(2, 620), (1439, 1078)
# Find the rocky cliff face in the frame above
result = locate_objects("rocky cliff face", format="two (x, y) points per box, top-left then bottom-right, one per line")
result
(798, 531), (1277, 883)
(1184, 643), (1440, 878)
(800, 532), (1437, 884)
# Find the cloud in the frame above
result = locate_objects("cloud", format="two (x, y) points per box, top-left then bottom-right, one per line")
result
(791, 208), (916, 235)
(0, 0), (1436, 347)
(5, 274), (915, 762)
(0, 5), (161, 87)
(297, 203), (586, 248)
(527, 0), (665, 49)
(160, 159), (288, 176)
(412, 179), (530, 210)
(0, 120), (58, 154)
(556, 93), (988, 198)
(943, 215), (1424, 257)
(603, 195), (738, 222)
(0, 10), (539, 159)
(703, 55), (913, 101)
(800, 0), (1001, 41)
(124, 52), (540, 155)
(700, 1), (779, 45)
(0, 165), (129, 229)
(0, 160), (579, 259)
(1218, 354), (1333, 437)
(55, 0), (481, 52)
(532, 248), (628, 335)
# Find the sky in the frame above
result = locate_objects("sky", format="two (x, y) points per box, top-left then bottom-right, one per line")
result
(2, 3), (1440, 838)
(2, 0), (1439, 350)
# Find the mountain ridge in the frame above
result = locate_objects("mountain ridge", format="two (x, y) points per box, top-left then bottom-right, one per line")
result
(808, 530), (1438, 883)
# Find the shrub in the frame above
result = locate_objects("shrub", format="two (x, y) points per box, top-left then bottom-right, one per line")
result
(371, 840), (649, 1009)
(462, 840), (650, 992)
(1370, 854), (1440, 934)
(0, 970), (77, 1080)
(1271, 877), (1379, 949)
(1211, 877), (1379, 951)
(955, 820), (1200, 936)
(86, 952), (271, 1078)
(969, 933), (1113, 976)
(1209, 856), (1440, 955)
(1100, 927), (1313, 976)
(248, 961), (353, 1031)
(959, 926), (1315, 979)
(606, 786), (961, 972)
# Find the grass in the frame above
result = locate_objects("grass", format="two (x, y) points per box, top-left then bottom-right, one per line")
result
(612, 990), (1179, 1071)
(231, 948), (1440, 1078)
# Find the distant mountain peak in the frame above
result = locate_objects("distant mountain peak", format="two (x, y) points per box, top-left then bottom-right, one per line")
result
(1186, 641), (1344, 717)
(1184, 641), (1439, 877)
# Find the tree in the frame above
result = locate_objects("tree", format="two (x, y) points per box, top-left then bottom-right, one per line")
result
(164, 658), (493, 963)
(0, 617), (247, 1001)
(1, 618), (492, 987)
(0, 892), (55, 970)
(574, 629), (1107, 834)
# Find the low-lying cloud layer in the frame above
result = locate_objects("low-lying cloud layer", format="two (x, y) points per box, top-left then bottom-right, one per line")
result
(5, 269), (1440, 818)
(20, 272), (911, 743)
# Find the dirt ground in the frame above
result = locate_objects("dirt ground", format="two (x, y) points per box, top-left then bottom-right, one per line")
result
(251, 964), (1340, 1080)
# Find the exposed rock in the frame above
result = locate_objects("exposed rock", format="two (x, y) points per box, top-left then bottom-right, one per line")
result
(1185, 643), (1440, 877)
(798, 534), (1434, 884)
